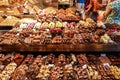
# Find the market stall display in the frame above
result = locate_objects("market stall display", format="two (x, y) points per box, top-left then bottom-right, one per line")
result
(0, 1), (120, 79)
(0, 53), (119, 80)
(0, 9), (120, 52)
(0, 19), (120, 45)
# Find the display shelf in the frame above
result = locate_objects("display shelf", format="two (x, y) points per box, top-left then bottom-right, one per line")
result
(62, 19), (80, 22)
(0, 14), (36, 18)
(13, 14), (36, 18)
(0, 44), (120, 52)
(0, 25), (12, 30)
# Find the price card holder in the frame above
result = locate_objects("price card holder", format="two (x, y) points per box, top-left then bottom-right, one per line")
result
(100, 53), (106, 57)
(82, 64), (87, 69)
(48, 64), (54, 67)
(103, 63), (110, 66)
(66, 64), (72, 67)
(43, 56), (47, 59)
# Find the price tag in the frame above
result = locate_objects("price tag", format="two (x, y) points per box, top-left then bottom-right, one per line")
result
(101, 53), (106, 56)
(71, 54), (77, 62)
(0, 65), (4, 69)
(103, 63), (110, 66)
(29, 34), (32, 37)
(33, 29), (36, 31)
(66, 64), (72, 67)
(48, 64), (54, 67)
(71, 61), (74, 65)
(82, 64), (87, 69)
(46, 29), (49, 32)
(16, 33), (20, 36)
(43, 56), (47, 58)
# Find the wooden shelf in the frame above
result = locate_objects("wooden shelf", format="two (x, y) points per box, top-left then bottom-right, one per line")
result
(0, 14), (36, 19)
(0, 25), (12, 30)
(0, 44), (120, 52)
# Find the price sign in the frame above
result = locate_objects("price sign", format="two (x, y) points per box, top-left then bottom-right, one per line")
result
(82, 64), (87, 69)
(101, 53), (106, 57)
(103, 63), (110, 66)
(48, 64), (54, 67)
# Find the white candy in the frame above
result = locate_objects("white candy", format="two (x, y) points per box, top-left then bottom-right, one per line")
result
(34, 22), (41, 29)
(20, 23), (27, 29)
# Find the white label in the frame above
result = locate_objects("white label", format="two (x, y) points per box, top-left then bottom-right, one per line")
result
(48, 64), (54, 67)
(101, 53), (106, 56)
(43, 56), (47, 58)
(66, 64), (72, 67)
(0, 65), (4, 69)
(103, 63), (110, 66)
(16, 33), (20, 36)
(82, 64), (87, 69)
(29, 34), (32, 37)
(46, 29), (49, 32)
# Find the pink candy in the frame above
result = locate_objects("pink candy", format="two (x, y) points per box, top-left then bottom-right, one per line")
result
(27, 23), (35, 28)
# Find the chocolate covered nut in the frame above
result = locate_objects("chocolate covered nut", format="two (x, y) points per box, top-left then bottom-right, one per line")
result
(0, 62), (17, 80)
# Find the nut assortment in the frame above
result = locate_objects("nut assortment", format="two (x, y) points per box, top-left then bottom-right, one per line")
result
(0, 7), (120, 45)
(0, 8), (120, 45)
(77, 54), (88, 66)
(11, 54), (34, 80)
(56, 8), (80, 20)
(0, 53), (119, 80)
(0, 9), (120, 45)
(87, 54), (99, 65)
(11, 64), (28, 80)
(97, 65), (115, 79)
(108, 55), (120, 66)
(0, 20), (120, 45)
(0, 62), (17, 80)
(50, 66), (64, 80)
(36, 65), (50, 79)
(110, 66), (120, 79)
(0, 8), (120, 80)
(99, 56), (111, 65)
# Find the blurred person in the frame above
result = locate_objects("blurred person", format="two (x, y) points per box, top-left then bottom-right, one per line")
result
(77, 0), (85, 11)
(85, 0), (90, 10)
(84, 0), (90, 18)
(76, 0), (86, 20)
(102, 0), (109, 8)
(86, 0), (103, 22)
(103, 0), (120, 23)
